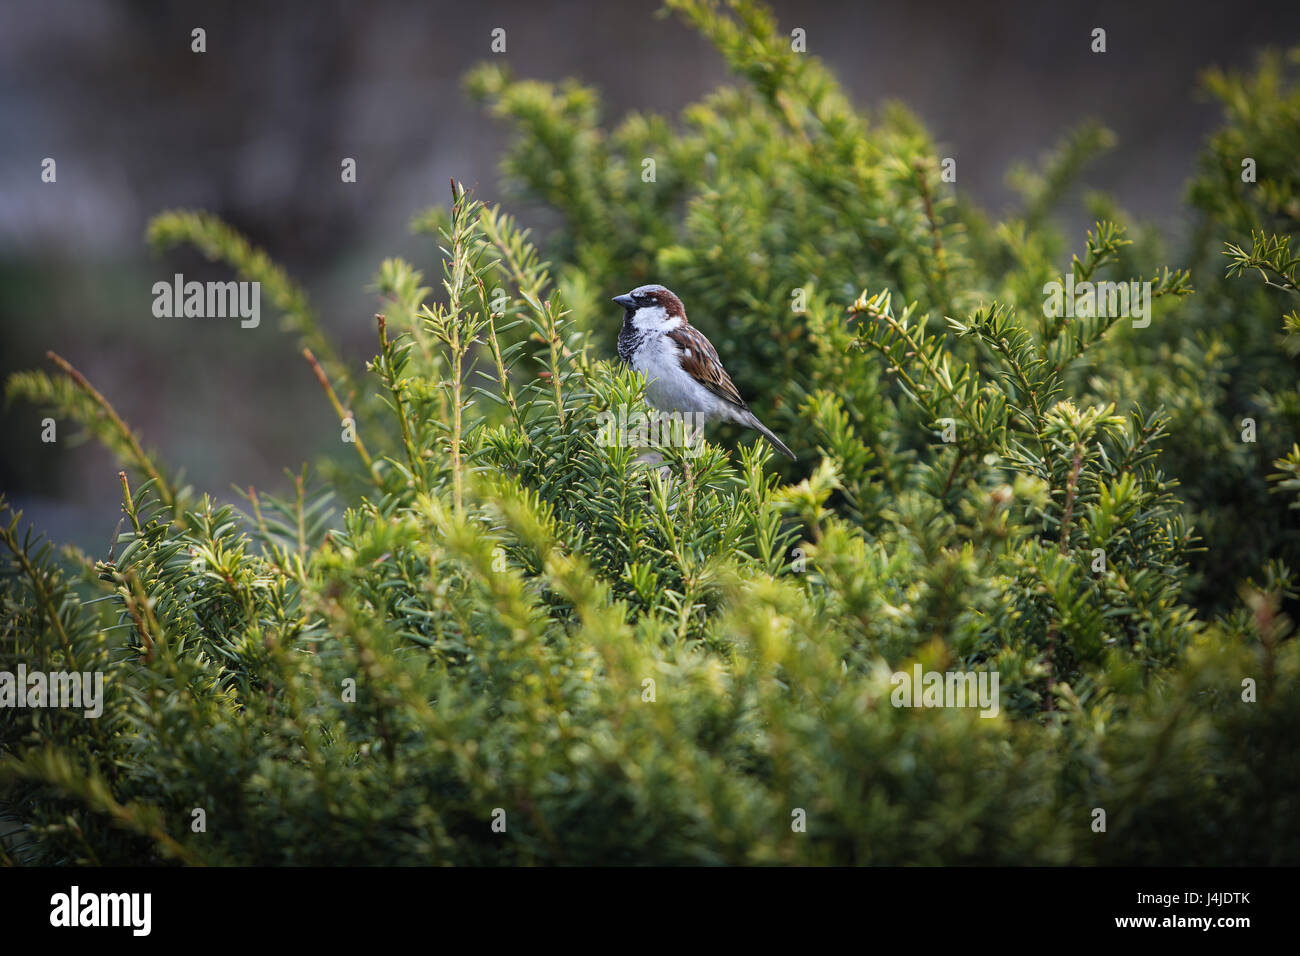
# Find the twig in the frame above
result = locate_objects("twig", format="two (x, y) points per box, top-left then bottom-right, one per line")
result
(303, 348), (381, 483)
(47, 351), (179, 513)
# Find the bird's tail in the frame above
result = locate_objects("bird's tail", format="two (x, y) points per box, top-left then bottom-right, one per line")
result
(743, 411), (797, 460)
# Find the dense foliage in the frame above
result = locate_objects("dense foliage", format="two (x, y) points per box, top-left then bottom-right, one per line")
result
(2, 1), (1298, 865)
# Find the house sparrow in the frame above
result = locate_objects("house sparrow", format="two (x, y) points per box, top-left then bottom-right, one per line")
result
(613, 284), (796, 459)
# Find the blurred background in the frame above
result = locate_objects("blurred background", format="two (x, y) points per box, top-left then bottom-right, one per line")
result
(3, 0), (1298, 551)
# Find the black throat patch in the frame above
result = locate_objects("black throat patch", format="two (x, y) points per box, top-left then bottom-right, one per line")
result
(616, 311), (643, 365)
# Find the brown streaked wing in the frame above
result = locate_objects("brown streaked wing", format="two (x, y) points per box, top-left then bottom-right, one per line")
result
(666, 324), (748, 410)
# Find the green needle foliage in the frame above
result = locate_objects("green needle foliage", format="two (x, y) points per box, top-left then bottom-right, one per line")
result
(2, 1), (1298, 865)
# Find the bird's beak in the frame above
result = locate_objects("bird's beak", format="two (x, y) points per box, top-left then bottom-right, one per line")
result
(612, 294), (636, 310)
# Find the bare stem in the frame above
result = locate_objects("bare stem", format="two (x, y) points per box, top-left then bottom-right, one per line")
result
(303, 348), (380, 483)
(47, 351), (178, 513)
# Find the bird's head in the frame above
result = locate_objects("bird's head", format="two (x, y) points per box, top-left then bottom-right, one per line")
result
(612, 284), (686, 330)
